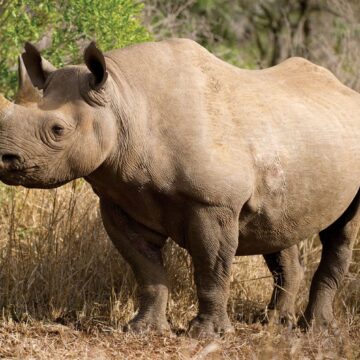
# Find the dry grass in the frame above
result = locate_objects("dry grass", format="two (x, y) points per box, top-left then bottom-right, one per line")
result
(0, 321), (359, 359)
(0, 182), (359, 359)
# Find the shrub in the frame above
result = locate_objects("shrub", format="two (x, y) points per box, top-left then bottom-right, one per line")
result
(0, 0), (151, 98)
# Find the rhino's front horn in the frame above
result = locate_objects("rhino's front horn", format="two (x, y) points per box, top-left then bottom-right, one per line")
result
(0, 94), (16, 121)
(0, 94), (11, 111)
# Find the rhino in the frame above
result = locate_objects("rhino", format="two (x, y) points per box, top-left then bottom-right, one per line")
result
(0, 38), (359, 337)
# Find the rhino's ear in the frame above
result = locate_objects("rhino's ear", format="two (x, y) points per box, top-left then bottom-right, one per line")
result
(21, 42), (56, 90)
(84, 42), (108, 90)
(15, 55), (42, 104)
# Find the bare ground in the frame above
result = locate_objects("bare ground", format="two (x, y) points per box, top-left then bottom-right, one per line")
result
(0, 320), (359, 359)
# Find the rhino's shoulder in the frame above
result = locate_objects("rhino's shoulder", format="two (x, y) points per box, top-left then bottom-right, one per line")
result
(105, 38), (208, 62)
(156, 37), (204, 49)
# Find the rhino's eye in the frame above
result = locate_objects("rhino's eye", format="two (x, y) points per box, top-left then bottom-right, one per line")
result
(51, 124), (65, 136)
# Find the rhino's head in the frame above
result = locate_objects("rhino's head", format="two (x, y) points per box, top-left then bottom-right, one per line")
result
(0, 42), (117, 188)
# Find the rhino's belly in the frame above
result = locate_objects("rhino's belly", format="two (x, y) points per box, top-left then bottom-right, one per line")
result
(236, 217), (308, 256)
(235, 182), (359, 256)
(236, 215), (307, 256)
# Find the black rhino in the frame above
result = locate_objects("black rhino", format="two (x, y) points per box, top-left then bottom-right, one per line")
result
(0, 39), (359, 336)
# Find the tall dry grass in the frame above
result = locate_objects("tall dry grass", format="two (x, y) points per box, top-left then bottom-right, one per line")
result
(0, 181), (135, 328)
(0, 181), (359, 335)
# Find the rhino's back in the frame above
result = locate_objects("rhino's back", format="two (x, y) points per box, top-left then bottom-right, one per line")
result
(105, 38), (360, 149)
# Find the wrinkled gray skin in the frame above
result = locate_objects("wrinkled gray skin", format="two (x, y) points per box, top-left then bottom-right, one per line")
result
(0, 39), (359, 337)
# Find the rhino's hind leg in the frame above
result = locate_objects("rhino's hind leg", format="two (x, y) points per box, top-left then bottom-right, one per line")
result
(100, 199), (170, 333)
(263, 245), (303, 326)
(301, 190), (360, 330)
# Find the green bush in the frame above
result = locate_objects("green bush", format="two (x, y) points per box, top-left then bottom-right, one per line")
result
(0, 0), (151, 98)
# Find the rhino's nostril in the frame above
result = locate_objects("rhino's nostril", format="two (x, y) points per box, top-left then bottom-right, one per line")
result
(2, 153), (22, 166)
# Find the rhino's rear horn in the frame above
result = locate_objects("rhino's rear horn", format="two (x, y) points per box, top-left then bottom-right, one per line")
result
(16, 55), (43, 105)
(84, 41), (108, 90)
(21, 42), (56, 90)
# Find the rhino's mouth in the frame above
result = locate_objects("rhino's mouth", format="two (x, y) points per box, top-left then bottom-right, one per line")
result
(0, 167), (37, 186)
(0, 165), (68, 189)
(1, 174), (68, 189)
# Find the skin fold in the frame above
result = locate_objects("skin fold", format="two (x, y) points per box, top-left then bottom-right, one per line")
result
(0, 39), (359, 336)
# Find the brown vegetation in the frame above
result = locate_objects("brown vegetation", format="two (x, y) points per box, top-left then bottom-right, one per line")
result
(0, 183), (359, 358)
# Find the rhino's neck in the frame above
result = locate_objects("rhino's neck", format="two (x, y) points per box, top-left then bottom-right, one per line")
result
(87, 62), (154, 190)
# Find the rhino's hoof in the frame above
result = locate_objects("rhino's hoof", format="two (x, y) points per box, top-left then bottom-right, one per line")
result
(188, 315), (234, 338)
(298, 314), (311, 331)
(298, 314), (338, 333)
(265, 309), (296, 328)
(123, 318), (171, 334)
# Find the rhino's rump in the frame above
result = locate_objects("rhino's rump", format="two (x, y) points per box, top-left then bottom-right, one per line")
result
(233, 94), (360, 255)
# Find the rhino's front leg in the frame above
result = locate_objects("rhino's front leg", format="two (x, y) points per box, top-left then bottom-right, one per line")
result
(186, 205), (239, 338)
(100, 198), (170, 333)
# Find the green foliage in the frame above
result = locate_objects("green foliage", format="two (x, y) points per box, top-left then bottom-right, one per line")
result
(0, 0), (151, 98)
